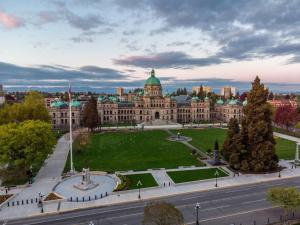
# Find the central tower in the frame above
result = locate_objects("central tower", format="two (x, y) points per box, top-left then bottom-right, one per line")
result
(144, 69), (162, 97)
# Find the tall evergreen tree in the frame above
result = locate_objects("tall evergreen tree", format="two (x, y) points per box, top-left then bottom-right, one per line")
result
(222, 118), (240, 161)
(243, 76), (278, 172)
(83, 97), (99, 131)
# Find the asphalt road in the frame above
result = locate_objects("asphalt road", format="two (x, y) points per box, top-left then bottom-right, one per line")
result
(4, 177), (300, 225)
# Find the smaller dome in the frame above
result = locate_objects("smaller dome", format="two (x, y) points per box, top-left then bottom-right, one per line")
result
(191, 96), (199, 101)
(204, 96), (209, 102)
(243, 99), (248, 106)
(109, 96), (118, 102)
(216, 98), (224, 105)
(228, 98), (238, 105)
(70, 100), (81, 107)
(97, 96), (105, 102)
(50, 100), (66, 108)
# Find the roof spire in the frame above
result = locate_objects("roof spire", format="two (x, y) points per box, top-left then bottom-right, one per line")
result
(151, 68), (155, 77)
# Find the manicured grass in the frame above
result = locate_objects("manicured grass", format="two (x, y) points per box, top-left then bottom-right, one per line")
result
(172, 128), (227, 152)
(125, 173), (158, 190)
(69, 130), (203, 172)
(167, 168), (228, 184)
(173, 128), (297, 159)
(274, 136), (297, 160)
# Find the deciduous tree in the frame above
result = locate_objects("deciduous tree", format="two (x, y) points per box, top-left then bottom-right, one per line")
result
(268, 187), (300, 223)
(275, 105), (298, 130)
(142, 201), (184, 225)
(0, 120), (55, 183)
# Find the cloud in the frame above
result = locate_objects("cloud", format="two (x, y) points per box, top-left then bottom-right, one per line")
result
(0, 61), (131, 88)
(167, 41), (191, 47)
(114, 51), (224, 68)
(0, 10), (24, 29)
(116, 0), (300, 65)
(37, 2), (109, 31)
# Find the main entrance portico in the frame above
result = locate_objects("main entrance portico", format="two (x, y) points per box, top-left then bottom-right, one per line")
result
(155, 111), (160, 119)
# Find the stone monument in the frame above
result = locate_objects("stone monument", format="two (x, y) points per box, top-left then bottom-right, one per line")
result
(74, 168), (99, 191)
(212, 140), (221, 165)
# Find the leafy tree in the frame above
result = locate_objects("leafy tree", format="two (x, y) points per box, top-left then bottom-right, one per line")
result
(142, 201), (184, 225)
(0, 120), (55, 183)
(268, 187), (300, 223)
(239, 92), (248, 101)
(275, 105), (299, 130)
(83, 97), (99, 131)
(0, 91), (50, 125)
(243, 76), (278, 172)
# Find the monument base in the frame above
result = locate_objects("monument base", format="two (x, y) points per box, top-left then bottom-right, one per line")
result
(73, 182), (99, 191)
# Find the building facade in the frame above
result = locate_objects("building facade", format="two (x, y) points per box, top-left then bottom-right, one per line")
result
(97, 69), (211, 125)
(47, 69), (245, 128)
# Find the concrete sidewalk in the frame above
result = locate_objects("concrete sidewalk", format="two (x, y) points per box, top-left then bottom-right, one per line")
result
(274, 132), (300, 143)
(1, 159), (300, 220)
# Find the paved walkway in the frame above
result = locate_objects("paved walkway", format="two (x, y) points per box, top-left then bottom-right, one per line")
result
(1, 129), (300, 220)
(274, 132), (300, 143)
(0, 133), (71, 218)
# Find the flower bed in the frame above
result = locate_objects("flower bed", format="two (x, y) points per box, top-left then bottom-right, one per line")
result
(0, 194), (13, 204)
(44, 192), (62, 201)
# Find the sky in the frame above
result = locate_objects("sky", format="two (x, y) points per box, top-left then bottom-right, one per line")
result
(0, 0), (300, 93)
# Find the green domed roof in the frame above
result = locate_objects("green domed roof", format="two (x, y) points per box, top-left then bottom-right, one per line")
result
(70, 100), (81, 107)
(191, 96), (199, 101)
(216, 98), (224, 105)
(228, 98), (238, 105)
(204, 96), (209, 102)
(145, 69), (161, 86)
(97, 96), (105, 102)
(50, 100), (67, 108)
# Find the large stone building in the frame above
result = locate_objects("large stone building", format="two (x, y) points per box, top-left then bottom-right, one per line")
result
(49, 99), (82, 129)
(97, 69), (211, 125)
(48, 69), (245, 129)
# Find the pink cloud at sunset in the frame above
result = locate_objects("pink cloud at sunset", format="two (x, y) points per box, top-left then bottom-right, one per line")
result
(0, 10), (23, 29)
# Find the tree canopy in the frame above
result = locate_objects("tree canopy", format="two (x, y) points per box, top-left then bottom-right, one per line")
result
(274, 104), (298, 130)
(0, 120), (55, 183)
(83, 97), (99, 131)
(0, 91), (50, 125)
(223, 76), (278, 172)
(142, 201), (184, 225)
(268, 187), (300, 221)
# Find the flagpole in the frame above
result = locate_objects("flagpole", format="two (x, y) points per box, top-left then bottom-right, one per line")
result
(69, 82), (74, 173)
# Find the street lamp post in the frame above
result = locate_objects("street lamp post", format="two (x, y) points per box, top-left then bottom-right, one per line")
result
(195, 202), (200, 225)
(38, 192), (44, 213)
(137, 180), (142, 199)
(215, 170), (219, 187)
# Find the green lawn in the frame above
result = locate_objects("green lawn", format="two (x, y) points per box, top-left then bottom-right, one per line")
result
(172, 128), (227, 152)
(125, 173), (158, 190)
(172, 128), (297, 160)
(275, 136), (297, 160)
(69, 130), (203, 172)
(167, 168), (228, 183)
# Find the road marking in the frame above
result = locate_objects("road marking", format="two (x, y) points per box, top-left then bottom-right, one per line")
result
(225, 187), (253, 193)
(185, 205), (278, 224)
(241, 199), (265, 205)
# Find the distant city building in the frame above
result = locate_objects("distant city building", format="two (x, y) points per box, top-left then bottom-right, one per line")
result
(268, 100), (298, 109)
(116, 87), (124, 96)
(220, 86), (236, 99)
(0, 85), (5, 106)
(192, 86), (212, 94)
